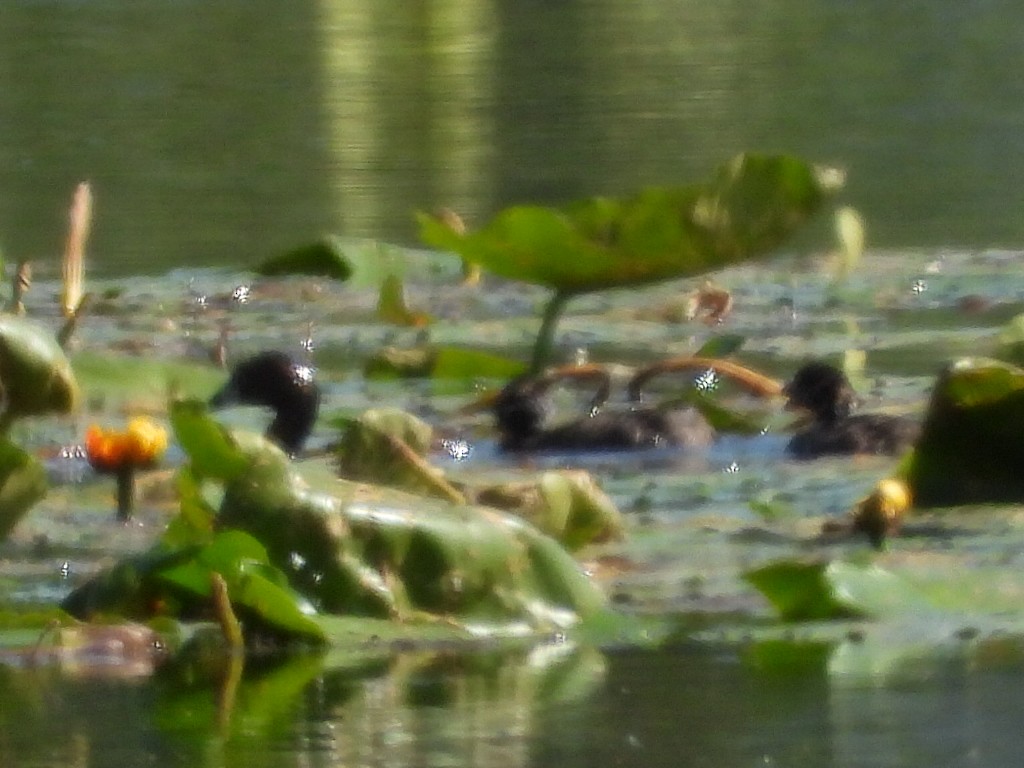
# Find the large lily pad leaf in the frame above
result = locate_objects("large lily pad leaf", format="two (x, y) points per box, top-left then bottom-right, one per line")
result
(0, 315), (78, 423)
(902, 358), (1024, 507)
(419, 154), (838, 294)
(217, 459), (609, 631)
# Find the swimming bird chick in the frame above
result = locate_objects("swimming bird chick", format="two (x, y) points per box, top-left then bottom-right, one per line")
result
(493, 364), (713, 453)
(209, 351), (320, 455)
(784, 361), (918, 458)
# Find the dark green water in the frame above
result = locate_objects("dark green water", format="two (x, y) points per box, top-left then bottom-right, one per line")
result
(3, 1), (1024, 276)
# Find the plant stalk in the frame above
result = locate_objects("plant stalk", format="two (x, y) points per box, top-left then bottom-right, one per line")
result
(116, 466), (136, 522)
(530, 290), (573, 375)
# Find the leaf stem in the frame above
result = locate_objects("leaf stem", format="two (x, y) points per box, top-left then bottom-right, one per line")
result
(530, 290), (572, 375)
(116, 466), (136, 522)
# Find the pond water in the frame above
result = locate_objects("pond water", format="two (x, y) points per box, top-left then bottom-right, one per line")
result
(3, 1), (1024, 275)
(6, 642), (1024, 768)
(4, 3), (1024, 768)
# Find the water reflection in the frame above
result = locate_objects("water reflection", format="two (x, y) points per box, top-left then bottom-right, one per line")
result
(4, 1), (1024, 276)
(4, 642), (1024, 767)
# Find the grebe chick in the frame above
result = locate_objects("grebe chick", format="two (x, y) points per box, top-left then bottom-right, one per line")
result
(784, 361), (918, 458)
(209, 351), (320, 454)
(493, 364), (713, 453)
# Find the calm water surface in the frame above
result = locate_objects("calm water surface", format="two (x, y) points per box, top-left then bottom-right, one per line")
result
(3, 1), (1024, 275)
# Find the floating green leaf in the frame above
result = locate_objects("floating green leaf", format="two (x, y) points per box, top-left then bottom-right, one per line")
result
(744, 558), (930, 622)
(157, 530), (325, 642)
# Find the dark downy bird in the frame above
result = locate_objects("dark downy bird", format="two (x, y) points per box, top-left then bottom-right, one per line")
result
(783, 361), (918, 458)
(209, 351), (320, 455)
(492, 363), (714, 453)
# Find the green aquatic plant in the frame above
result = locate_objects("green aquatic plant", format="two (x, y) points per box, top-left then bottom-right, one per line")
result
(0, 315), (80, 539)
(63, 401), (610, 645)
(419, 153), (843, 373)
(331, 407), (624, 549)
(901, 357), (1024, 507)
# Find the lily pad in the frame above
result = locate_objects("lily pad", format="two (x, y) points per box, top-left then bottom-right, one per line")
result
(743, 558), (931, 622)
(156, 530), (325, 642)
(419, 153), (838, 294)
